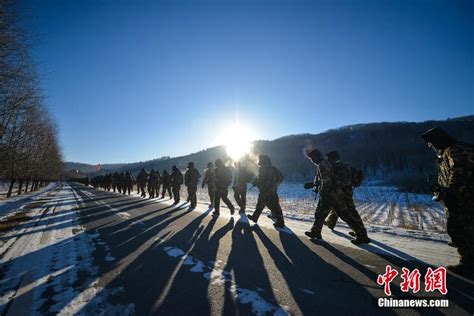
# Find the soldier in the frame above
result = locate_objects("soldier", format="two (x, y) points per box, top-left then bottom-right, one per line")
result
(115, 173), (121, 193)
(112, 172), (119, 192)
(185, 162), (201, 210)
(155, 170), (162, 198)
(304, 149), (370, 245)
(247, 155), (285, 229)
(136, 168), (149, 198)
(124, 171), (134, 195)
(170, 165), (184, 204)
(233, 161), (253, 213)
(422, 127), (474, 275)
(161, 169), (172, 199)
(148, 169), (159, 199)
(213, 159), (235, 216)
(202, 162), (216, 208)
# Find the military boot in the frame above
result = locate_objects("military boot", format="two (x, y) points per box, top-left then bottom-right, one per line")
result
(305, 231), (322, 239)
(351, 235), (371, 245)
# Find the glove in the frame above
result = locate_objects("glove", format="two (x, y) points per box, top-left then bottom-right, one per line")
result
(304, 182), (314, 189)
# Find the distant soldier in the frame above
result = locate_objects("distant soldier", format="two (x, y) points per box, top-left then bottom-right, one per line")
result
(155, 170), (163, 198)
(148, 169), (159, 199)
(117, 172), (124, 193)
(202, 162), (216, 208)
(213, 159), (235, 216)
(185, 162), (201, 210)
(112, 172), (119, 192)
(170, 165), (184, 204)
(124, 171), (134, 195)
(247, 155), (285, 229)
(233, 162), (253, 213)
(136, 168), (149, 198)
(422, 127), (474, 275)
(304, 149), (370, 245)
(161, 169), (172, 199)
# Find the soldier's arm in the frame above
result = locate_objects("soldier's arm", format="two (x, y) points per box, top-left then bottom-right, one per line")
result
(318, 163), (333, 195)
(447, 147), (467, 190)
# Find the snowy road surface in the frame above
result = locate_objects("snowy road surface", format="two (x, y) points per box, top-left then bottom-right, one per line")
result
(0, 182), (472, 315)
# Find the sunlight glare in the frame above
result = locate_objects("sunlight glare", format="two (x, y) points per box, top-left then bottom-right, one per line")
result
(222, 123), (254, 161)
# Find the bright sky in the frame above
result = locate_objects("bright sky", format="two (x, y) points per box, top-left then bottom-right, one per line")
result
(19, 0), (473, 164)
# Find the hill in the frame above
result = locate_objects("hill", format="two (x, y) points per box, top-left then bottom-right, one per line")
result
(65, 115), (474, 191)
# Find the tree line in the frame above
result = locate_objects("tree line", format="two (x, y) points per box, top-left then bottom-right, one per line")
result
(0, 0), (63, 197)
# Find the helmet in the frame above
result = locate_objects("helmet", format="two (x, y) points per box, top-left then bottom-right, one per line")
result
(327, 151), (340, 162)
(188, 162), (194, 168)
(307, 149), (323, 163)
(421, 127), (455, 150)
(258, 154), (271, 166)
(215, 159), (224, 168)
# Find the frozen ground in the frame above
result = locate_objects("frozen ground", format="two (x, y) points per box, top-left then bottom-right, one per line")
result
(112, 183), (456, 266)
(195, 183), (448, 237)
(0, 183), (133, 315)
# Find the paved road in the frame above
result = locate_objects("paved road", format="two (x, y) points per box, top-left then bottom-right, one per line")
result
(64, 182), (473, 316)
(2, 183), (470, 315)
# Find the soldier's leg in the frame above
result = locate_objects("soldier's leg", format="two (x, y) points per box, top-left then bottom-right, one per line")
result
(168, 186), (172, 199)
(267, 192), (284, 226)
(233, 189), (243, 209)
(214, 190), (221, 214)
(446, 209), (473, 266)
(251, 192), (268, 220)
(325, 211), (339, 229)
(310, 196), (333, 234)
(174, 186), (180, 203)
(242, 188), (247, 210)
(221, 189), (235, 213)
(208, 188), (215, 207)
(190, 188), (197, 208)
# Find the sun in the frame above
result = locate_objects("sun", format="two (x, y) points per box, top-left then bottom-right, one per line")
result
(222, 123), (254, 161)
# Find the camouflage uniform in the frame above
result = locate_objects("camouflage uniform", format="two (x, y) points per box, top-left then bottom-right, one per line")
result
(170, 166), (184, 204)
(422, 127), (474, 272)
(202, 163), (216, 208)
(248, 155), (285, 228)
(124, 171), (134, 195)
(147, 170), (159, 198)
(185, 163), (201, 209)
(436, 143), (474, 266)
(136, 169), (149, 198)
(233, 163), (252, 212)
(213, 159), (235, 215)
(112, 172), (119, 192)
(309, 158), (369, 241)
(161, 170), (172, 199)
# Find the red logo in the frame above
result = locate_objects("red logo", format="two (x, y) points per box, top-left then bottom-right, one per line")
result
(377, 265), (447, 296)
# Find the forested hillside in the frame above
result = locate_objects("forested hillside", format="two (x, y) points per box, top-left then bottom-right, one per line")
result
(66, 116), (474, 191)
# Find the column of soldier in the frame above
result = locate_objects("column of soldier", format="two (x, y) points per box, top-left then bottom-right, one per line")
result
(87, 127), (473, 275)
(88, 150), (370, 244)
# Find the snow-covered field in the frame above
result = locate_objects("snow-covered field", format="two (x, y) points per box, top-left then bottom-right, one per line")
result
(0, 183), (133, 315)
(194, 183), (446, 234)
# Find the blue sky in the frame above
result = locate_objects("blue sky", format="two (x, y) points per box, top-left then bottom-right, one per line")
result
(19, 0), (473, 164)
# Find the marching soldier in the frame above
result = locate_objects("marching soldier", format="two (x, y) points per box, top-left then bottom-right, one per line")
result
(422, 127), (474, 275)
(202, 162), (216, 208)
(233, 161), (253, 213)
(247, 155), (285, 229)
(161, 169), (172, 199)
(185, 162), (201, 210)
(213, 159), (235, 216)
(136, 168), (148, 198)
(170, 165), (184, 204)
(147, 169), (159, 198)
(124, 171), (134, 195)
(304, 149), (370, 245)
